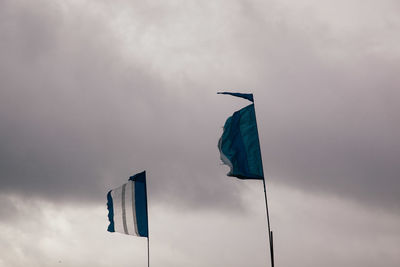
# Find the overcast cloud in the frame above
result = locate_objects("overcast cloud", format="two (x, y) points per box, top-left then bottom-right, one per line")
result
(0, 0), (399, 266)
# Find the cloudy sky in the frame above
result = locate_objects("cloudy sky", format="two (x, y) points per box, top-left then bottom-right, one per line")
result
(1, 0), (399, 266)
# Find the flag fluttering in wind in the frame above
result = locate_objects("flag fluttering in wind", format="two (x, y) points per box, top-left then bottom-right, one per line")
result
(218, 92), (264, 179)
(218, 92), (275, 267)
(107, 171), (148, 237)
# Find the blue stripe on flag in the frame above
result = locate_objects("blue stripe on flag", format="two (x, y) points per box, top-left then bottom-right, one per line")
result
(106, 190), (115, 232)
(129, 171), (146, 182)
(130, 171), (148, 237)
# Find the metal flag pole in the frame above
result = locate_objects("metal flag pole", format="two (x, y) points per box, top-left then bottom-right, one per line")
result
(147, 236), (150, 267)
(144, 172), (150, 267)
(253, 98), (275, 267)
(262, 177), (274, 267)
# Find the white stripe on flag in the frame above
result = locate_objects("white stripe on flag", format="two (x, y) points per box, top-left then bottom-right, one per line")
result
(131, 181), (139, 235)
(110, 181), (140, 236)
(124, 181), (138, 236)
(110, 186), (124, 233)
(121, 183), (128, 234)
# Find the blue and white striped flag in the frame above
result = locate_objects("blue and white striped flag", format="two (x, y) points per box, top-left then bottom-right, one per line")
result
(107, 171), (148, 237)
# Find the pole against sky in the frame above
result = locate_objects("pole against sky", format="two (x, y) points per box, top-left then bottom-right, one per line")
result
(0, 0), (399, 266)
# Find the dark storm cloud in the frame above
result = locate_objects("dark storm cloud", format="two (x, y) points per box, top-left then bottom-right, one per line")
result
(0, 0), (399, 214)
(0, 0), (244, 210)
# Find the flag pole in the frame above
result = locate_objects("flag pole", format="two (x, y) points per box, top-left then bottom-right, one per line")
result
(262, 177), (274, 267)
(253, 98), (275, 267)
(145, 172), (150, 267)
(147, 236), (150, 267)
(146, 183), (150, 267)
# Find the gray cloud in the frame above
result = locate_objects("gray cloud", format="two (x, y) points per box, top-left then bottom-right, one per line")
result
(0, 0), (399, 212)
(197, 0), (400, 211)
(1, 1), (400, 266)
(1, 185), (399, 267)
(0, 0), (245, 211)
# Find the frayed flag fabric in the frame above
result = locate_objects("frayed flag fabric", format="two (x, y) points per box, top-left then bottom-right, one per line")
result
(218, 93), (264, 179)
(107, 171), (148, 237)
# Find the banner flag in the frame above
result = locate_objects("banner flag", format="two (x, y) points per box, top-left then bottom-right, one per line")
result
(218, 93), (264, 179)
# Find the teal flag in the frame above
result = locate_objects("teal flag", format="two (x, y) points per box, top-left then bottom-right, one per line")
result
(218, 94), (264, 179)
